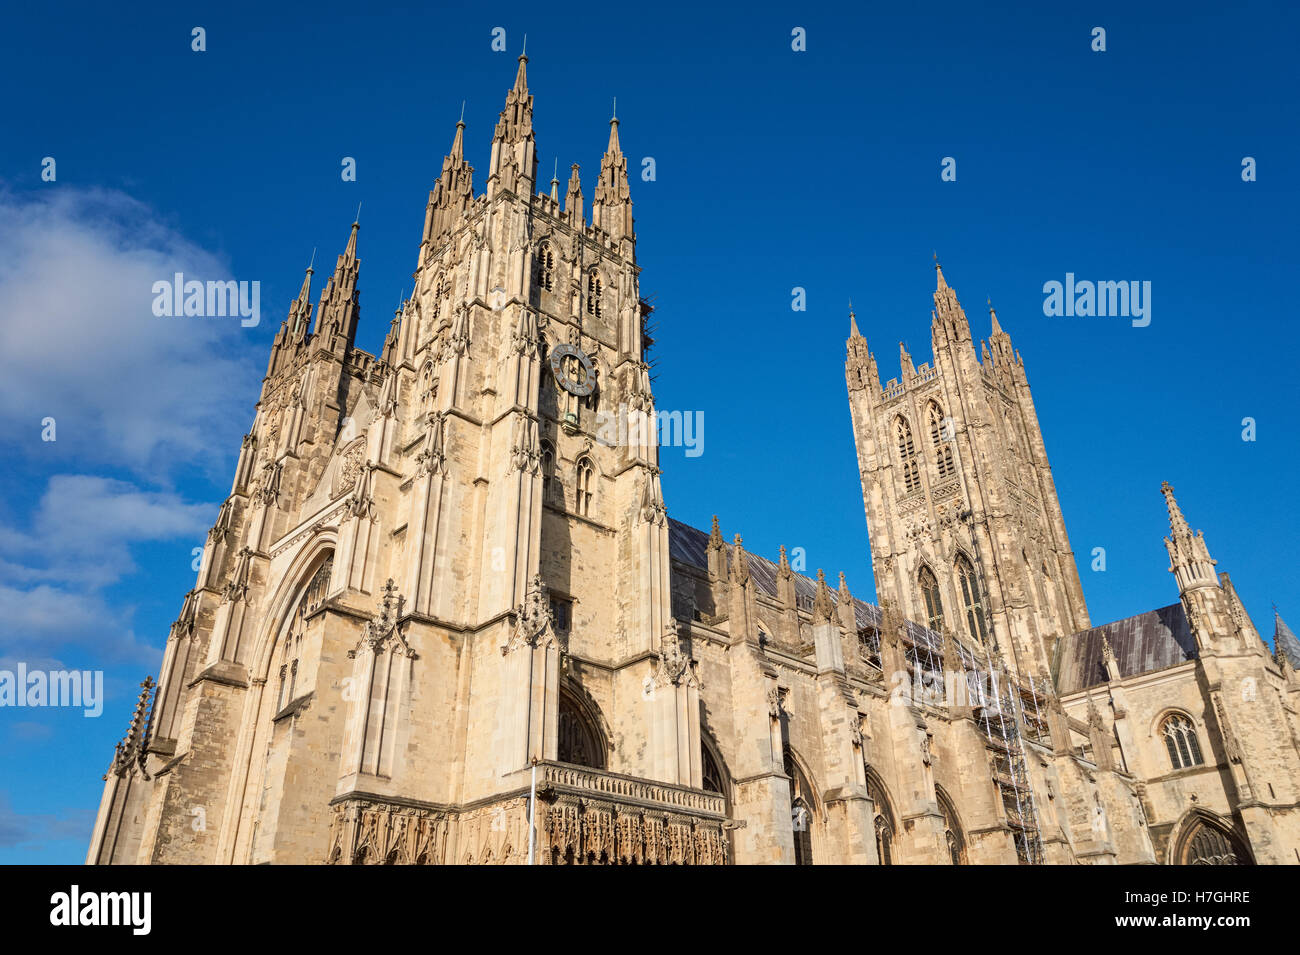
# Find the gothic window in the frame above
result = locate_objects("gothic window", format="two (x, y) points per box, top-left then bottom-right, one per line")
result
(276, 557), (332, 712)
(929, 402), (955, 479)
(937, 787), (967, 865)
(1161, 713), (1204, 770)
(1181, 818), (1249, 865)
(586, 273), (603, 318)
(896, 417), (921, 493)
(575, 456), (595, 516)
(549, 595), (572, 632)
(557, 688), (604, 769)
(866, 771), (895, 865)
(702, 743), (725, 796)
(919, 565), (944, 632)
(784, 748), (815, 866)
(536, 244), (555, 291)
(539, 440), (555, 500)
(955, 555), (987, 644)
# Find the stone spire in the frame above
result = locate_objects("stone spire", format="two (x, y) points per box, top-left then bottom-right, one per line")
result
(1161, 482), (1218, 594)
(845, 302), (880, 393)
(899, 341), (916, 380)
(423, 112), (475, 255)
(813, 569), (834, 623)
(267, 257), (316, 379)
(488, 50), (537, 197)
(1275, 610), (1300, 669)
(592, 103), (633, 244)
(564, 163), (584, 226)
(706, 514), (726, 580)
(931, 255), (970, 342)
(549, 157), (559, 202)
(311, 217), (362, 356)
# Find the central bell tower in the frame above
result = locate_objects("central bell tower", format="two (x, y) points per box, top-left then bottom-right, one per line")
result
(845, 263), (1090, 679)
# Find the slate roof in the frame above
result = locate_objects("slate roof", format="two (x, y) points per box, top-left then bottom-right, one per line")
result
(1276, 613), (1300, 669)
(1055, 603), (1197, 695)
(666, 518), (985, 670)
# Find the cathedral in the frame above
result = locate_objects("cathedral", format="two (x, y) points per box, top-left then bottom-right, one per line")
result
(88, 56), (1300, 866)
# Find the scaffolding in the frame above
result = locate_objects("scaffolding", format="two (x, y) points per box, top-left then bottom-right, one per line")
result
(977, 668), (1045, 865)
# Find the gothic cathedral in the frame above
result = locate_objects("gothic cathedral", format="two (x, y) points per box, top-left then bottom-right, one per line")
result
(89, 57), (1300, 866)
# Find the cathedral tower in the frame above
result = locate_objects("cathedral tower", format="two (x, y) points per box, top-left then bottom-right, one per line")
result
(846, 263), (1090, 679)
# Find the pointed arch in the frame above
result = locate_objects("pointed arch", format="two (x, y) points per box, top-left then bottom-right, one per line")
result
(783, 746), (819, 866)
(928, 401), (955, 479)
(865, 765), (897, 866)
(918, 564), (944, 632)
(954, 553), (987, 644)
(895, 416), (921, 493)
(700, 730), (731, 807)
(1170, 809), (1253, 865)
(535, 242), (555, 291)
(1157, 711), (1204, 770)
(574, 455), (595, 517)
(557, 681), (608, 769)
(935, 785), (968, 865)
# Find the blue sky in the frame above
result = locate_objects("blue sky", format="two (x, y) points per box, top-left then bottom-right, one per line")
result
(0, 1), (1296, 862)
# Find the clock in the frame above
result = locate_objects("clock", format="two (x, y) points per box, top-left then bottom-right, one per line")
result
(548, 343), (597, 397)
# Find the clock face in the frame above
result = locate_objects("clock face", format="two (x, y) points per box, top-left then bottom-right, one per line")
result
(548, 343), (597, 397)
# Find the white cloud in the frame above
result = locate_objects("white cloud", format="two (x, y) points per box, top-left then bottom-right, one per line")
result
(0, 475), (214, 663)
(1, 474), (213, 590)
(0, 186), (264, 476)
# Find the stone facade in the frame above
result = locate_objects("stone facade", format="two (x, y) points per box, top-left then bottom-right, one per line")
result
(88, 58), (1299, 865)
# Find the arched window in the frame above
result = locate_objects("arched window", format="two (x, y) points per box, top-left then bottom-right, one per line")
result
(1161, 713), (1204, 770)
(955, 555), (987, 644)
(919, 565), (944, 632)
(536, 244), (555, 291)
(784, 748), (815, 866)
(1180, 817), (1249, 865)
(896, 417), (921, 493)
(586, 273), (603, 318)
(539, 440), (555, 500)
(276, 557), (332, 712)
(575, 457), (594, 516)
(929, 402), (955, 479)
(557, 688), (605, 769)
(936, 786), (967, 865)
(702, 743), (725, 796)
(866, 771), (895, 866)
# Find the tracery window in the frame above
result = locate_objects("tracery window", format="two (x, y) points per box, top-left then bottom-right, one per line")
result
(557, 689), (604, 769)
(575, 456), (594, 516)
(919, 565), (944, 632)
(937, 786), (967, 865)
(1182, 819), (1247, 865)
(276, 557), (332, 712)
(702, 744), (725, 796)
(784, 748), (815, 866)
(896, 416), (921, 493)
(536, 244), (555, 291)
(955, 555), (987, 644)
(866, 772), (895, 866)
(929, 402), (955, 479)
(586, 273), (603, 318)
(539, 440), (555, 500)
(1161, 713), (1204, 770)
